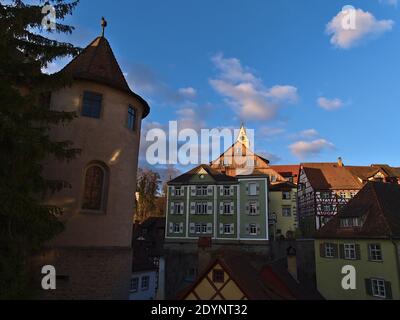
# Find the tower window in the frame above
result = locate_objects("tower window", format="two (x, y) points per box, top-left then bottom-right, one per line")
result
(127, 106), (136, 131)
(82, 163), (108, 212)
(82, 91), (102, 118)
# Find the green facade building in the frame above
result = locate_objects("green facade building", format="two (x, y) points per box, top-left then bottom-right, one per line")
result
(315, 182), (400, 300)
(165, 165), (269, 242)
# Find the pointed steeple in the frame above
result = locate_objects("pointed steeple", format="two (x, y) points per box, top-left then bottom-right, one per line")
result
(61, 33), (150, 118)
(237, 124), (250, 149)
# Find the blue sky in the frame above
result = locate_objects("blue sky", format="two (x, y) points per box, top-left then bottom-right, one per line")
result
(44, 0), (400, 171)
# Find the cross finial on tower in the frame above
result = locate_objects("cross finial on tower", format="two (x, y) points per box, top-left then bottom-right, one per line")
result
(101, 17), (107, 37)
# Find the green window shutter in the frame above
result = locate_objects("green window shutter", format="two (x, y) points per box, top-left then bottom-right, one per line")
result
(355, 244), (361, 260)
(256, 224), (261, 236)
(246, 183), (249, 195)
(230, 202), (235, 214)
(169, 223), (173, 233)
(319, 243), (325, 258)
(385, 282), (393, 300)
(179, 223), (184, 233)
(333, 244), (339, 258)
(339, 244), (345, 259)
(256, 183), (260, 195)
(367, 244), (372, 261)
(245, 224), (250, 235)
(365, 279), (373, 296)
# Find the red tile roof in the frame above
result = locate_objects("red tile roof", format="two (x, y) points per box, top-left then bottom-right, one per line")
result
(61, 36), (150, 118)
(270, 165), (300, 184)
(315, 182), (400, 239)
(301, 163), (362, 190)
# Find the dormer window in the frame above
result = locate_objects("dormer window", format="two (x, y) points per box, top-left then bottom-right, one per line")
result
(340, 217), (364, 228)
(82, 91), (102, 118)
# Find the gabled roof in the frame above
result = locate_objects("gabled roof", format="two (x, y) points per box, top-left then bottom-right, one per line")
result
(168, 164), (237, 185)
(315, 182), (400, 239)
(269, 165), (300, 184)
(179, 251), (322, 300)
(301, 163), (362, 190)
(61, 36), (150, 118)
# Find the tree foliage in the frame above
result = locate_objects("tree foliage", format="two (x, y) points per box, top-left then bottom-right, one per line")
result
(0, 0), (81, 298)
(135, 168), (161, 222)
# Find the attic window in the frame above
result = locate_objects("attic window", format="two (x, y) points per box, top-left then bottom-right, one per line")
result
(212, 269), (225, 283)
(340, 217), (364, 228)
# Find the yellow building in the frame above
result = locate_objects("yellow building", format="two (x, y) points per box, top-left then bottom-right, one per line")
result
(269, 181), (298, 240)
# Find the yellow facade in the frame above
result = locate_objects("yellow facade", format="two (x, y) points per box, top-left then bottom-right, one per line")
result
(269, 187), (298, 239)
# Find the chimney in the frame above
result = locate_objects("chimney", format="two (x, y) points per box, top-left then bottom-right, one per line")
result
(287, 246), (298, 282)
(338, 157), (344, 167)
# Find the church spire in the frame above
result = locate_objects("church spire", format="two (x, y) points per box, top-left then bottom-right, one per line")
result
(237, 124), (250, 149)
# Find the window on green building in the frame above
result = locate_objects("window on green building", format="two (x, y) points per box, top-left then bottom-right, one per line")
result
(344, 244), (356, 260)
(369, 244), (383, 262)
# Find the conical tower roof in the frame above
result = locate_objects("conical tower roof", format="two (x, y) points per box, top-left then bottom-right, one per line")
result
(62, 36), (150, 118)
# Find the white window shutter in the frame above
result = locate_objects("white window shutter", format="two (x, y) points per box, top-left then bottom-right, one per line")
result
(207, 223), (213, 234)
(246, 183), (249, 195)
(219, 202), (224, 215)
(191, 186), (196, 196)
(180, 203), (184, 215)
(207, 186), (213, 196)
(230, 223), (234, 234)
(170, 202), (175, 214)
(219, 223), (224, 235)
(171, 186), (175, 196)
(245, 224), (250, 235)
(169, 223), (173, 233)
(207, 202), (213, 215)
(189, 223), (195, 234)
(179, 222), (184, 233)
(230, 202), (234, 214)
(220, 186), (224, 197)
(256, 183), (260, 195)
(230, 186), (234, 196)
(190, 202), (196, 215)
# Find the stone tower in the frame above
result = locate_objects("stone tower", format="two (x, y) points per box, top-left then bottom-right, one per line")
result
(33, 32), (150, 299)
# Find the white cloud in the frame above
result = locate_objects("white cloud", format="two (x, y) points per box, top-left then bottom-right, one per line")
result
(126, 64), (197, 104)
(317, 97), (344, 111)
(379, 0), (398, 7)
(289, 139), (335, 159)
(299, 129), (319, 139)
(210, 53), (299, 121)
(178, 87), (197, 99)
(326, 8), (394, 49)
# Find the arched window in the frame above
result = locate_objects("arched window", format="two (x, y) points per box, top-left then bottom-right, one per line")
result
(82, 163), (108, 212)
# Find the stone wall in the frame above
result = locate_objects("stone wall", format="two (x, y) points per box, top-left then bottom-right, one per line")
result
(31, 247), (132, 300)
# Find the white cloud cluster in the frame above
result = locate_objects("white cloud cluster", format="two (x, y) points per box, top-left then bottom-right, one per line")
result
(326, 8), (394, 49)
(317, 97), (344, 111)
(289, 139), (335, 160)
(210, 53), (298, 121)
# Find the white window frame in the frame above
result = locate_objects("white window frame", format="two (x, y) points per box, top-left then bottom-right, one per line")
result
(371, 279), (386, 298)
(173, 223), (181, 234)
(224, 224), (232, 235)
(282, 191), (291, 200)
(130, 277), (139, 293)
(249, 202), (258, 215)
(249, 183), (257, 196)
(174, 203), (181, 215)
(223, 202), (231, 215)
(223, 186), (231, 196)
(201, 224), (208, 234)
(195, 224), (202, 234)
(325, 243), (334, 258)
(141, 276), (150, 291)
(344, 243), (356, 260)
(196, 202), (208, 215)
(175, 187), (182, 196)
(369, 244), (383, 262)
(196, 186), (208, 196)
(282, 207), (292, 217)
(249, 224), (257, 236)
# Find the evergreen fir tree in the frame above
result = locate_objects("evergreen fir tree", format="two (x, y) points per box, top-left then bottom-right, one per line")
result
(0, 0), (81, 298)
